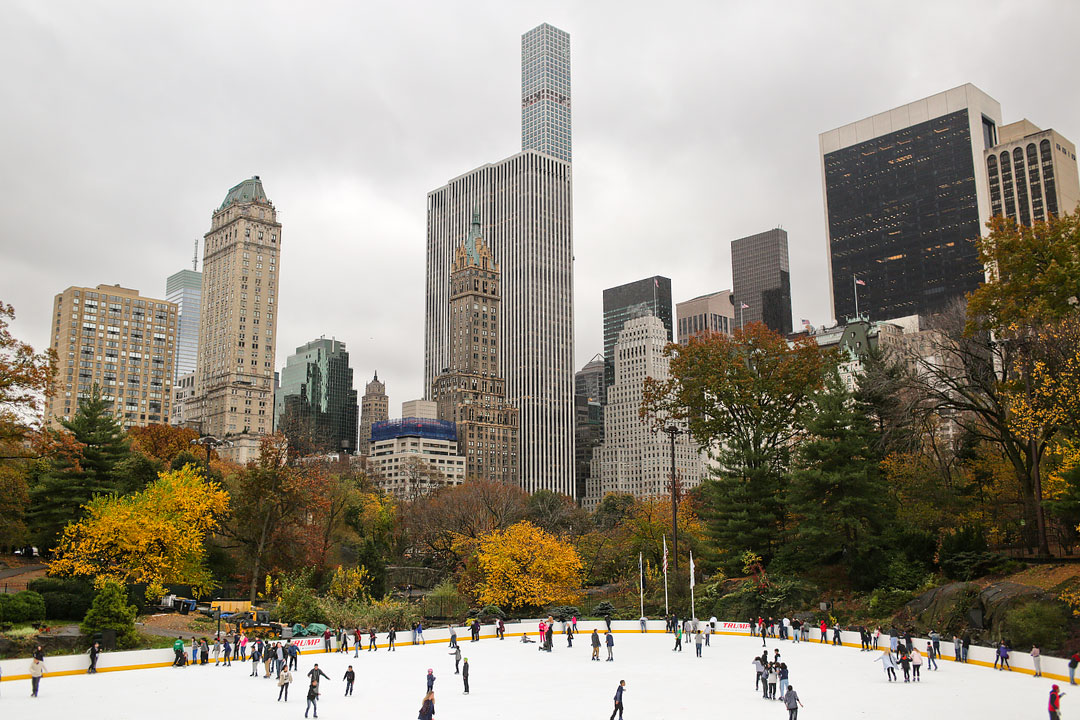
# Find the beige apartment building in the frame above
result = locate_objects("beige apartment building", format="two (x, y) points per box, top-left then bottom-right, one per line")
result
(191, 176), (281, 443)
(986, 119), (1080, 225)
(676, 290), (735, 344)
(45, 283), (177, 427)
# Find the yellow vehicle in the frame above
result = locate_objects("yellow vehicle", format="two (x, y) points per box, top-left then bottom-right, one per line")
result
(210, 599), (253, 615)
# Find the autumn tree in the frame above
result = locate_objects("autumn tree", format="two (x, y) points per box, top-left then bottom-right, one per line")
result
(525, 489), (589, 536)
(220, 435), (332, 602)
(128, 424), (202, 465)
(467, 521), (584, 611)
(0, 300), (56, 448)
(49, 464), (230, 599)
(642, 323), (831, 569)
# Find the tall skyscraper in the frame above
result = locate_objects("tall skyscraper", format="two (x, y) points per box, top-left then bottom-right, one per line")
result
(986, 120), (1079, 225)
(677, 290), (734, 344)
(602, 276), (672, 391)
(359, 372), (388, 456)
(820, 84), (1002, 322)
(192, 176), (281, 441)
(274, 338), (359, 455)
(45, 284), (177, 428)
(432, 214), (519, 483)
(521, 23), (571, 163)
(573, 353), (605, 501)
(574, 353), (605, 404)
(426, 24), (574, 496)
(731, 229), (792, 335)
(586, 315), (703, 510)
(165, 268), (202, 383)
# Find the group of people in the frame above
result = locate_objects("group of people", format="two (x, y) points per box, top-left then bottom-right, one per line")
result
(749, 647), (804, 718)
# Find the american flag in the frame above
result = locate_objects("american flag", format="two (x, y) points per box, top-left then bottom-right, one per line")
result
(855, 278), (866, 286)
(740, 303), (750, 309)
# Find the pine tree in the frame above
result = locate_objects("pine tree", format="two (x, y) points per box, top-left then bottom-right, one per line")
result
(80, 580), (139, 648)
(786, 369), (893, 585)
(28, 385), (131, 549)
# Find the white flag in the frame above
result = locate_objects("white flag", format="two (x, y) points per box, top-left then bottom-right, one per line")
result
(662, 535), (668, 575)
(689, 551), (695, 588)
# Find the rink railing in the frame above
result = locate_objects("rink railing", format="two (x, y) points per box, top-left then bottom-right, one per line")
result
(0, 619), (1070, 683)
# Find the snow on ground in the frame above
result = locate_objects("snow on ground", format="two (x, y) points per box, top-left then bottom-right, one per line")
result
(1, 631), (1058, 719)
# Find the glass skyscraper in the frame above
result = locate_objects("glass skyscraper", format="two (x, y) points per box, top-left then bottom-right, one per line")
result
(274, 338), (358, 455)
(731, 229), (792, 335)
(820, 84), (1001, 322)
(602, 276), (672, 392)
(522, 23), (571, 163)
(165, 269), (202, 383)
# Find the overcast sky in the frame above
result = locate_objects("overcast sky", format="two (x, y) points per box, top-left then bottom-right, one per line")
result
(3, 0), (1079, 414)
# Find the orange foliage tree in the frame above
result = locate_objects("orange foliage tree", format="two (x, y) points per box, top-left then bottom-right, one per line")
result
(128, 424), (204, 465)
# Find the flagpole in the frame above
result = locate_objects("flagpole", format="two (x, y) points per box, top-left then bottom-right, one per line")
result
(690, 550), (696, 621)
(639, 552), (645, 619)
(663, 535), (669, 617)
(853, 274), (860, 318)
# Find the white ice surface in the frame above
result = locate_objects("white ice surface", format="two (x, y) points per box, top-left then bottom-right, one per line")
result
(0, 632), (1060, 719)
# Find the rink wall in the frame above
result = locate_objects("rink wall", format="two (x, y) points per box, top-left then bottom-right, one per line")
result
(0, 619), (1072, 683)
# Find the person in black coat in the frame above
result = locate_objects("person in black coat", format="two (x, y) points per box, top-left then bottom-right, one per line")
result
(87, 642), (100, 673)
(462, 658), (470, 695)
(305, 680), (320, 718)
(343, 665), (355, 696)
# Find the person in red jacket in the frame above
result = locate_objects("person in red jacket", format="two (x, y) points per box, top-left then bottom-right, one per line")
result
(819, 620), (828, 644)
(1049, 684), (1064, 720)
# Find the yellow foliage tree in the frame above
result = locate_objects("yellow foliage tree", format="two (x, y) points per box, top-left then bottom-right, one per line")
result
(49, 464), (230, 600)
(328, 564), (372, 602)
(469, 521), (583, 610)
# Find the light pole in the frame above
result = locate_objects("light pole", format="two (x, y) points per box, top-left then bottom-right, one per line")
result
(662, 424), (686, 575)
(191, 435), (231, 462)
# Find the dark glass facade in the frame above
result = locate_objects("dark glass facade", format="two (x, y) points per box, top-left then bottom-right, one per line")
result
(731, 229), (792, 335)
(824, 109), (983, 321)
(602, 276), (672, 390)
(274, 338), (359, 455)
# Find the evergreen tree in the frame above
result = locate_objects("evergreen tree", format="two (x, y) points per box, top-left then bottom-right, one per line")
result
(80, 580), (138, 648)
(786, 369), (892, 586)
(28, 385), (131, 549)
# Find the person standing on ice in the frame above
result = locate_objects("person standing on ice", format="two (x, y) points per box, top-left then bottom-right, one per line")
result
(997, 642), (1011, 671)
(277, 665), (293, 701)
(450, 643), (462, 673)
(305, 679), (320, 718)
(497, 617), (505, 640)
(695, 630), (703, 657)
(1049, 684), (1065, 720)
(418, 691), (436, 720)
(591, 628), (601, 661)
(567, 620), (574, 647)
(609, 680), (626, 720)
(782, 684), (804, 719)
(86, 641), (100, 674)
(778, 662), (789, 697)
(240, 632), (248, 661)
(753, 656), (764, 692)
(605, 629), (615, 661)
(343, 665), (355, 696)
(462, 658), (470, 695)
(953, 634), (962, 662)
(307, 663), (330, 690)
(768, 662), (779, 699)
(1032, 645), (1042, 677)
(250, 644), (261, 677)
(911, 647), (923, 681)
(29, 657), (46, 697)
(898, 651), (912, 682)
(875, 648), (897, 682)
(426, 668), (437, 692)
(704, 622), (711, 647)
(222, 636), (232, 666)
(925, 641), (937, 671)
(672, 622), (683, 652)
(212, 636), (221, 665)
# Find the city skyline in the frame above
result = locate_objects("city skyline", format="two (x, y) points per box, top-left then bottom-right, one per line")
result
(4, 3), (1080, 426)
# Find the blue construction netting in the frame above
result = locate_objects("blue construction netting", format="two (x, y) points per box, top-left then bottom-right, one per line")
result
(371, 417), (457, 443)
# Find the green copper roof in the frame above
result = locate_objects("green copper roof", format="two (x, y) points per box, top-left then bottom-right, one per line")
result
(219, 176), (267, 211)
(465, 209), (482, 265)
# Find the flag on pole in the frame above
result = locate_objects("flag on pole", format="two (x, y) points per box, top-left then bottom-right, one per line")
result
(855, 278), (866, 286)
(662, 536), (668, 575)
(689, 550), (696, 589)
(740, 303), (750, 309)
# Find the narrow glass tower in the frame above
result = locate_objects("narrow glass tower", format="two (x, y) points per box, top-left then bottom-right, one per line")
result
(521, 23), (571, 163)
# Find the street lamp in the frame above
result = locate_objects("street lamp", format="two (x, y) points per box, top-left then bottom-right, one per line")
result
(662, 424), (687, 574)
(191, 435), (231, 462)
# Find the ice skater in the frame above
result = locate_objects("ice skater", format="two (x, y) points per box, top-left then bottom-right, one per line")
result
(610, 680), (626, 720)
(305, 679), (320, 718)
(753, 657), (764, 691)
(925, 641), (937, 671)
(875, 649), (897, 682)
(673, 623), (682, 652)
(450, 643), (462, 673)
(418, 691), (436, 720)
(912, 648), (923, 681)
(277, 666), (293, 701)
(87, 641), (100, 674)
(29, 657), (46, 697)
(307, 664), (329, 688)
(222, 637), (232, 666)
(389, 626), (396, 651)
(1049, 684), (1065, 720)
(783, 684), (804, 719)
(462, 658), (470, 695)
(996, 642), (1011, 671)
(369, 627), (377, 651)
(427, 668), (437, 692)
(1032, 645), (1042, 677)
(567, 622), (574, 647)
(605, 629), (615, 661)
(695, 630), (703, 657)
(591, 629), (601, 661)
(250, 645), (261, 677)
(343, 665), (355, 696)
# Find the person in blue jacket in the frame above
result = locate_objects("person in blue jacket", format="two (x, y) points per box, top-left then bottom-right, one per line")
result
(610, 680), (626, 720)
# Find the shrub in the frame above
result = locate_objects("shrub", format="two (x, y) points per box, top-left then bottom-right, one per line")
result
(478, 605), (507, 621)
(883, 557), (931, 590)
(422, 579), (468, 620)
(0, 590), (47, 624)
(940, 551), (1008, 581)
(1001, 600), (1068, 652)
(273, 582), (326, 625)
(80, 581), (138, 648)
(28, 577), (95, 620)
(547, 605), (581, 621)
(868, 588), (915, 617)
(592, 601), (617, 618)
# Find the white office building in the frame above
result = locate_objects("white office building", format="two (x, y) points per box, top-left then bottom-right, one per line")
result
(165, 268), (202, 384)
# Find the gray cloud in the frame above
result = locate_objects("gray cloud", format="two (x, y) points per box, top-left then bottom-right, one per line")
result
(2, 0), (1078, 414)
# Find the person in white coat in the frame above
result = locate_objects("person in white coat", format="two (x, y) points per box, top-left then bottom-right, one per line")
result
(875, 649), (897, 682)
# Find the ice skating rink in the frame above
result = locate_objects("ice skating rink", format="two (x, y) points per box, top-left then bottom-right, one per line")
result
(0, 631), (1058, 719)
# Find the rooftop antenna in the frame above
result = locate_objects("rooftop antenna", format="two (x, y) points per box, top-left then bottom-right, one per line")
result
(192, 238), (199, 271)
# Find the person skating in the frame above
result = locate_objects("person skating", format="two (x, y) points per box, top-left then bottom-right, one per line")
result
(29, 657), (46, 697)
(277, 666), (293, 701)
(911, 647), (923, 681)
(305, 679), (320, 718)
(783, 684), (804, 720)
(222, 637), (232, 666)
(249, 644), (261, 677)
(213, 636), (221, 665)
(695, 630), (703, 657)
(819, 620), (827, 644)
(497, 618), (505, 640)
(779, 662), (789, 697)
(1069, 652), (1079, 685)
(997, 642), (1011, 671)
(240, 633), (248, 661)
(567, 621), (574, 647)
(704, 622), (711, 647)
(591, 629), (601, 661)
(768, 662), (778, 699)
(449, 625), (458, 649)
(418, 691), (436, 720)
(307, 664), (330, 689)
(388, 626), (396, 651)
(875, 649), (897, 682)
(610, 680), (626, 720)
(760, 663), (770, 699)
(605, 629), (615, 661)
(1032, 645), (1043, 677)
(899, 651), (912, 682)
(190, 636), (199, 666)
(426, 668), (436, 692)
(369, 627), (377, 651)
(538, 620), (546, 653)
(462, 658), (470, 695)
(450, 644), (461, 674)
(87, 641), (101, 674)
(545, 622), (554, 651)
(1049, 684), (1065, 720)
(343, 665), (355, 696)
(753, 657), (764, 692)
(925, 641), (937, 671)
(639, 615), (647, 633)
(353, 626), (361, 657)
(322, 627), (333, 653)
(289, 641), (299, 670)
(673, 623), (682, 652)
(416, 621), (426, 645)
